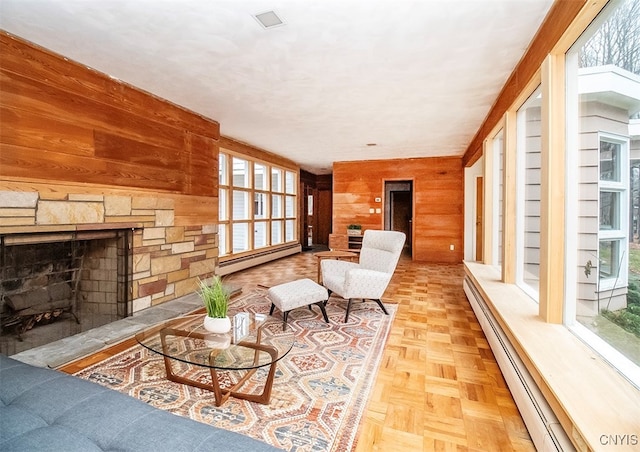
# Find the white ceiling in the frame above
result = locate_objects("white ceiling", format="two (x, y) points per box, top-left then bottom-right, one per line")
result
(0, 0), (554, 174)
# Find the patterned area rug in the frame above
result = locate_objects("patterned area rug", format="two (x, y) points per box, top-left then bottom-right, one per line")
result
(74, 289), (396, 452)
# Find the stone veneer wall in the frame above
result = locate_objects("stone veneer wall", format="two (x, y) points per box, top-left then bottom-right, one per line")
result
(0, 190), (217, 314)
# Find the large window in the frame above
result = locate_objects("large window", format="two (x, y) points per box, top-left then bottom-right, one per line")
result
(219, 152), (297, 257)
(466, 0), (640, 441)
(516, 87), (542, 300)
(566, 0), (639, 378)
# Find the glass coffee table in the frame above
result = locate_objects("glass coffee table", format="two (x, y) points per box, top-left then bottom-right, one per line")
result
(135, 311), (294, 406)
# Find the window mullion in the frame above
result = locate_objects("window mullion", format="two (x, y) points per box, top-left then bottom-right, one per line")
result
(539, 53), (566, 324)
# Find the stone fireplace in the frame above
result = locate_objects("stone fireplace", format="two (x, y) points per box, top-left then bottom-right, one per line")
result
(0, 189), (218, 355)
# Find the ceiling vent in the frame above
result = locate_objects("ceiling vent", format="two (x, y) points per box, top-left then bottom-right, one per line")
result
(253, 10), (285, 29)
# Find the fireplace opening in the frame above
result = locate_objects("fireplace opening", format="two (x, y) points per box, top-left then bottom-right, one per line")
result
(0, 229), (132, 355)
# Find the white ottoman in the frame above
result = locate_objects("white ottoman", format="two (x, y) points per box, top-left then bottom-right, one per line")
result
(268, 278), (330, 326)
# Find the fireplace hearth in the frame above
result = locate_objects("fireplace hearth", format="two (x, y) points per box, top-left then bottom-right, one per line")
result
(0, 229), (132, 355)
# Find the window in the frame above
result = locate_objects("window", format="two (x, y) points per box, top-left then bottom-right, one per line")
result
(566, 0), (639, 380)
(598, 137), (628, 289)
(218, 151), (297, 257)
(516, 87), (542, 300)
(492, 129), (504, 268)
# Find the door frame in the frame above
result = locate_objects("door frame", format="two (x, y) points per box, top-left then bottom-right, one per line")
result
(384, 179), (414, 258)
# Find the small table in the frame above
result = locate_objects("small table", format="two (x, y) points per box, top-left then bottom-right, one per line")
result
(135, 312), (294, 406)
(314, 250), (358, 283)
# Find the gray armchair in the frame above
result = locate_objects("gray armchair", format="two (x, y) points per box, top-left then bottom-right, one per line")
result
(321, 230), (406, 322)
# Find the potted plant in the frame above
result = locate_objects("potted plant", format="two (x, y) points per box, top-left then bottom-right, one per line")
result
(347, 224), (362, 236)
(198, 276), (231, 334)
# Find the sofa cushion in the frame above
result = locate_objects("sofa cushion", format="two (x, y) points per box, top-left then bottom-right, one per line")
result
(0, 355), (282, 452)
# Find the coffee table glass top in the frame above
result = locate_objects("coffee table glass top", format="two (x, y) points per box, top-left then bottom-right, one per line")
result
(135, 312), (294, 371)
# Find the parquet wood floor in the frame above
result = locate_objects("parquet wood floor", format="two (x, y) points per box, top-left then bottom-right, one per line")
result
(61, 251), (534, 451)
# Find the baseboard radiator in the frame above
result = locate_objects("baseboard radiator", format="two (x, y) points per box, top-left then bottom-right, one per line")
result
(216, 244), (301, 276)
(463, 277), (575, 451)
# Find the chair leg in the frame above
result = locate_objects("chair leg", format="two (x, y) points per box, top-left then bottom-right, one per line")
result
(316, 301), (330, 323)
(269, 303), (276, 315)
(344, 299), (354, 323)
(324, 289), (332, 306)
(373, 299), (389, 315)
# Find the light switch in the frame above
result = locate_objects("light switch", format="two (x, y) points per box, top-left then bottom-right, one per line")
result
(369, 208), (375, 214)
(375, 208), (381, 214)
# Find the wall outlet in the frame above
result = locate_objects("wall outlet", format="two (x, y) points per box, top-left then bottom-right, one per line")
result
(449, 244), (454, 251)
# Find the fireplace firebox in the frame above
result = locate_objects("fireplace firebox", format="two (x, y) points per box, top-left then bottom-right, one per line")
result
(0, 229), (132, 355)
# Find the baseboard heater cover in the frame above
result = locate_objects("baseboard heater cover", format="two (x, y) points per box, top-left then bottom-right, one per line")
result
(463, 277), (575, 452)
(217, 244), (301, 275)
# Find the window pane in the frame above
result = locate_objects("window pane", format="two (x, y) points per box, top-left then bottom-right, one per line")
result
(233, 157), (250, 188)
(219, 153), (228, 185)
(218, 224), (227, 256)
(285, 171), (296, 194)
(272, 221), (283, 245)
(254, 222), (268, 248)
(599, 239), (621, 281)
(285, 195), (295, 218)
(493, 129), (504, 268)
(272, 195), (283, 218)
(600, 141), (621, 182)
(219, 188), (228, 221)
(569, 0), (638, 377)
(517, 87), (542, 298)
(233, 191), (249, 220)
(254, 163), (268, 190)
(599, 191), (619, 230)
(232, 223), (249, 253)
(272, 168), (283, 192)
(254, 193), (267, 219)
(285, 219), (295, 242)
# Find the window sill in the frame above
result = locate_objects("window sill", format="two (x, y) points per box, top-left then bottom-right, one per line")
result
(464, 262), (640, 451)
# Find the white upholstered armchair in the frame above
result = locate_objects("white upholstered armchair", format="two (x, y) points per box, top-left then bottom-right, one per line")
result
(321, 229), (406, 322)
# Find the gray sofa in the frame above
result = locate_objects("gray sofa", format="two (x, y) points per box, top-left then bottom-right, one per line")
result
(0, 354), (281, 451)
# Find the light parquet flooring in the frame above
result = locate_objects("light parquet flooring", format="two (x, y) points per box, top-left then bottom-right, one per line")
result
(61, 251), (534, 451)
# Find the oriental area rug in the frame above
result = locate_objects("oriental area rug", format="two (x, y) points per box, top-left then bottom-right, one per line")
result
(74, 289), (396, 452)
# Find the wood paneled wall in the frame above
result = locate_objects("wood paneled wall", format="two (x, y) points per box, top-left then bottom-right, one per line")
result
(333, 157), (463, 263)
(0, 32), (220, 225)
(300, 170), (332, 246)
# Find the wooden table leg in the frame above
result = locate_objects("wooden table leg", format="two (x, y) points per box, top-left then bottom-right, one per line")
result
(159, 329), (279, 406)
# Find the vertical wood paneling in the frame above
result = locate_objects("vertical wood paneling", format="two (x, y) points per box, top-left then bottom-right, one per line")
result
(333, 157), (464, 263)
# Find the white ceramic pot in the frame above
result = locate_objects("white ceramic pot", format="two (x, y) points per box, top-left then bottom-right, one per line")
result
(203, 315), (231, 334)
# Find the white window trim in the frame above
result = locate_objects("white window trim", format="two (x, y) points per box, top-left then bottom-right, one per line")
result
(598, 133), (630, 291)
(570, 321), (640, 389)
